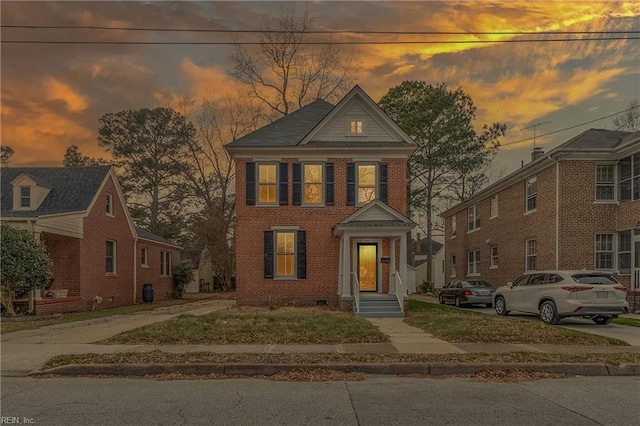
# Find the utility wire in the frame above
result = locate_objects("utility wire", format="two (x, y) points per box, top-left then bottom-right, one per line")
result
(2, 24), (638, 35)
(3, 37), (638, 45)
(503, 106), (640, 147)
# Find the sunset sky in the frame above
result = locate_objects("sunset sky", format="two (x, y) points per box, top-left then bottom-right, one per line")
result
(2, 1), (639, 177)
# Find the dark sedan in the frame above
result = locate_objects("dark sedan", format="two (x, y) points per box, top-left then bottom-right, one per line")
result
(439, 280), (495, 307)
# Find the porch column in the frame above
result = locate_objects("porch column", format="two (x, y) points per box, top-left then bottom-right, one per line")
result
(341, 234), (352, 298)
(337, 235), (343, 295)
(400, 232), (407, 296)
(389, 238), (397, 294)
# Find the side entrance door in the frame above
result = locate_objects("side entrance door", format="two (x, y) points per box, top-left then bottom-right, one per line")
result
(358, 243), (378, 292)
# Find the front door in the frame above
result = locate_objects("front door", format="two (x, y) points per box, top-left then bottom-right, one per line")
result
(358, 243), (377, 292)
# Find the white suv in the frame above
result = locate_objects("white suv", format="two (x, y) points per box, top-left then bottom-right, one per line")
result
(493, 271), (629, 325)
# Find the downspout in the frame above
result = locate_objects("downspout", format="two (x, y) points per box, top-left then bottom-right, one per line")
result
(548, 155), (560, 269)
(133, 237), (138, 304)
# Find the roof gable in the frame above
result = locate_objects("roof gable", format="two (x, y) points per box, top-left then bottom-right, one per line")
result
(339, 199), (414, 224)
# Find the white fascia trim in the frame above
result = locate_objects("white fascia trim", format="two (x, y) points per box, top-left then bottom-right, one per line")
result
(136, 236), (182, 250)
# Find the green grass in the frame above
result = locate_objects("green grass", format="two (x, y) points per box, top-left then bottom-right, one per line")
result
(614, 317), (640, 327)
(405, 300), (628, 346)
(0, 293), (221, 334)
(102, 307), (389, 345)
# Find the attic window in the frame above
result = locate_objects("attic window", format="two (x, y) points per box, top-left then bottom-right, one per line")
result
(349, 120), (364, 134)
(106, 193), (114, 216)
(20, 187), (31, 208)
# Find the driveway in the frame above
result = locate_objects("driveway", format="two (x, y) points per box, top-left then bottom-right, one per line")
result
(412, 294), (640, 346)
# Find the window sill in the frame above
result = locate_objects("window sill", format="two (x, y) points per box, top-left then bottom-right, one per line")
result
(106, 213), (115, 218)
(141, 265), (149, 268)
(451, 235), (456, 239)
(106, 273), (118, 277)
(524, 209), (537, 215)
(593, 200), (618, 205)
(467, 274), (481, 277)
(255, 203), (279, 207)
(490, 215), (497, 220)
(489, 266), (498, 269)
(274, 276), (298, 280)
(467, 228), (481, 234)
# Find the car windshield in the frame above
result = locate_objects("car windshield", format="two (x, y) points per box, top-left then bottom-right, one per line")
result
(470, 281), (491, 287)
(571, 274), (619, 285)
(461, 282), (473, 288)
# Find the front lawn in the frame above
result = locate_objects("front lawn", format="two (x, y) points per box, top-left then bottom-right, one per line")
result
(102, 307), (389, 345)
(614, 317), (640, 327)
(405, 300), (627, 346)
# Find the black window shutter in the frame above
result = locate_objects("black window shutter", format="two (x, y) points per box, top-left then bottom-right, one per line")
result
(279, 162), (288, 206)
(296, 230), (306, 279)
(245, 162), (256, 206)
(292, 163), (302, 206)
(264, 231), (274, 278)
(379, 163), (388, 204)
(346, 163), (356, 206)
(325, 163), (334, 206)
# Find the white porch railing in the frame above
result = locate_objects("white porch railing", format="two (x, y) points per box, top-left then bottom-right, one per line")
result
(394, 271), (405, 313)
(352, 272), (360, 314)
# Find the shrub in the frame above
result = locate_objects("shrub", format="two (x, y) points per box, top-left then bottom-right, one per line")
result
(419, 280), (434, 294)
(172, 260), (194, 299)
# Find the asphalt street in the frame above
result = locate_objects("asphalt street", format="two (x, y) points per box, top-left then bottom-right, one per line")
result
(2, 376), (639, 426)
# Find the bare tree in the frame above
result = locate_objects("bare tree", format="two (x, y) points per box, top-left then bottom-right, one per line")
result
(612, 98), (640, 132)
(229, 8), (354, 117)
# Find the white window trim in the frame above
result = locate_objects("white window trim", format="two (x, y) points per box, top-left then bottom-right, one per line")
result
(617, 229), (632, 275)
(450, 254), (457, 278)
(525, 176), (537, 214)
(106, 193), (115, 216)
(274, 230), (297, 279)
(467, 204), (480, 232)
(161, 251), (172, 277)
(302, 162), (324, 206)
(256, 162), (279, 206)
(141, 247), (149, 268)
(594, 232), (615, 271)
(490, 194), (498, 219)
(451, 216), (457, 239)
(356, 163), (378, 206)
(467, 250), (480, 277)
(19, 186), (31, 209)
(490, 245), (498, 269)
(346, 118), (366, 136)
(594, 163), (617, 204)
(106, 240), (117, 275)
(525, 239), (537, 271)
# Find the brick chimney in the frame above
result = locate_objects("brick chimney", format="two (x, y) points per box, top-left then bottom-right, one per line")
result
(531, 146), (544, 162)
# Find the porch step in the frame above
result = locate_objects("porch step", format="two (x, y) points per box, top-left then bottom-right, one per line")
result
(355, 294), (404, 318)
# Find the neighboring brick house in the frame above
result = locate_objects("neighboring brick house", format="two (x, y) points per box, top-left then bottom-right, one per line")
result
(226, 86), (416, 316)
(441, 129), (640, 303)
(1, 166), (181, 315)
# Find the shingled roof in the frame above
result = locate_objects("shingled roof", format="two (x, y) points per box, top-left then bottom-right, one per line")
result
(225, 99), (335, 147)
(1, 166), (111, 217)
(135, 226), (181, 248)
(560, 128), (631, 150)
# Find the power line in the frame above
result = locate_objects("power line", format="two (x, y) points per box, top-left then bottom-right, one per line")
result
(3, 37), (638, 45)
(2, 24), (638, 36)
(503, 106), (640, 147)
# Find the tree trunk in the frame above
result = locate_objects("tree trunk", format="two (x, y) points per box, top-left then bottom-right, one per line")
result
(1, 287), (16, 317)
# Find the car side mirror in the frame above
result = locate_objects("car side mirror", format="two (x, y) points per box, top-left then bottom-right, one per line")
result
(507, 282), (513, 287)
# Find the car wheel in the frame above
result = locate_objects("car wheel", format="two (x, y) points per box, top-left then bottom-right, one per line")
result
(494, 297), (509, 316)
(592, 315), (614, 325)
(539, 300), (560, 325)
(438, 294), (445, 304)
(455, 296), (461, 307)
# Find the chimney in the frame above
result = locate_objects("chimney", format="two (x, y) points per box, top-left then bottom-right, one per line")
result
(531, 146), (544, 162)
(416, 232), (421, 254)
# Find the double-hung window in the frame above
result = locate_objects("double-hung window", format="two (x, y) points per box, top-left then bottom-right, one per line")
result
(595, 233), (614, 270)
(357, 164), (376, 204)
(276, 232), (296, 277)
(618, 230), (632, 274)
(161, 251), (172, 276)
(141, 247), (148, 267)
(264, 230), (306, 279)
(468, 205), (480, 231)
(618, 154), (640, 202)
(106, 193), (114, 215)
(106, 241), (116, 274)
(526, 176), (537, 212)
(490, 195), (498, 218)
(595, 164), (615, 201)
(349, 120), (364, 135)
(258, 164), (277, 204)
(451, 216), (457, 238)
(20, 187), (30, 208)
(450, 254), (457, 278)
(467, 250), (480, 276)
(303, 164), (323, 204)
(526, 239), (537, 271)
(490, 246), (498, 268)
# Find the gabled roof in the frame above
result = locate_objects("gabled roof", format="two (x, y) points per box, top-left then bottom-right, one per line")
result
(225, 99), (334, 148)
(333, 199), (416, 235)
(561, 128), (630, 150)
(1, 166), (111, 217)
(136, 226), (181, 249)
(410, 238), (444, 255)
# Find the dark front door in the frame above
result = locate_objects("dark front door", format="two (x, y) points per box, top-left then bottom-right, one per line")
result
(358, 243), (377, 292)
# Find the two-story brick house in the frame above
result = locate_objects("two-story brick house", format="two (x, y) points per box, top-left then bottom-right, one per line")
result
(441, 129), (640, 305)
(1, 166), (181, 315)
(226, 86), (416, 316)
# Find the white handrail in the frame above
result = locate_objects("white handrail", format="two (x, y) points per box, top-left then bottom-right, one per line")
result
(395, 271), (405, 313)
(352, 272), (360, 314)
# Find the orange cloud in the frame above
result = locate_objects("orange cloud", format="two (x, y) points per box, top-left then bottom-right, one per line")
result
(44, 77), (90, 113)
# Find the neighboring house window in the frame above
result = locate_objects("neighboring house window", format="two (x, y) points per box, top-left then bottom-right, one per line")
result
(490, 246), (498, 268)
(618, 230), (632, 274)
(106, 193), (114, 215)
(467, 250), (480, 276)
(526, 176), (537, 212)
(357, 164), (376, 204)
(450, 254), (457, 278)
(595, 164), (615, 201)
(263, 230), (307, 279)
(451, 216), (457, 238)
(106, 241), (116, 274)
(467, 205), (480, 231)
(349, 120), (364, 134)
(618, 154), (640, 202)
(20, 187), (30, 208)
(595, 233), (614, 270)
(526, 239), (537, 271)
(303, 163), (323, 204)
(257, 163), (277, 204)
(141, 247), (148, 267)
(490, 195), (498, 218)
(160, 251), (172, 276)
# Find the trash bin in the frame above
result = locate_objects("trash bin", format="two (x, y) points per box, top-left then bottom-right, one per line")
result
(142, 284), (154, 303)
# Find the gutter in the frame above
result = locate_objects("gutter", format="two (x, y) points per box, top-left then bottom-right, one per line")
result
(133, 236), (138, 304)
(548, 154), (560, 269)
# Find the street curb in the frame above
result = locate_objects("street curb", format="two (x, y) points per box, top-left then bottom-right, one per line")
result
(33, 362), (640, 377)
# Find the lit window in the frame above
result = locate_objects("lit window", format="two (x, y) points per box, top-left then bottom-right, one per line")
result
(357, 164), (376, 204)
(276, 232), (295, 277)
(490, 195), (498, 218)
(303, 164), (323, 204)
(350, 120), (364, 134)
(468, 205), (480, 231)
(106, 193), (114, 215)
(595, 233), (614, 270)
(595, 165), (615, 201)
(20, 187), (30, 208)
(258, 164), (277, 204)
(490, 246), (498, 268)
(526, 239), (537, 271)
(450, 254), (457, 278)
(106, 241), (116, 274)
(161, 251), (172, 276)
(141, 247), (148, 267)
(468, 250), (480, 276)
(526, 176), (537, 212)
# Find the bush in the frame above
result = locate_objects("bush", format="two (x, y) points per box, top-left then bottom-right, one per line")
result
(1, 223), (52, 316)
(172, 260), (194, 299)
(419, 280), (434, 294)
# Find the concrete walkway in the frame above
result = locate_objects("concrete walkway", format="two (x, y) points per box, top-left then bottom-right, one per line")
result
(366, 317), (464, 354)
